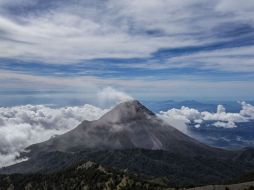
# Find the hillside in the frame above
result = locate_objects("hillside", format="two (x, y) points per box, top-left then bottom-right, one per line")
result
(2, 149), (254, 187)
(1, 160), (254, 190)
(0, 161), (169, 190)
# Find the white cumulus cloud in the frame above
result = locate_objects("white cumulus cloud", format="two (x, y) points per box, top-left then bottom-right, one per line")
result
(159, 102), (254, 129)
(0, 104), (109, 167)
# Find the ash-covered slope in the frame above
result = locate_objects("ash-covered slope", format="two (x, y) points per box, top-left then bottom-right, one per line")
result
(24, 100), (226, 158)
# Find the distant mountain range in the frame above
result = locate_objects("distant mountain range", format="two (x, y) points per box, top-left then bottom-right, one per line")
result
(1, 100), (254, 188)
(144, 100), (253, 113)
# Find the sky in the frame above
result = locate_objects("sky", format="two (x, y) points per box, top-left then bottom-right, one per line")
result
(0, 0), (254, 105)
(1, 0), (254, 166)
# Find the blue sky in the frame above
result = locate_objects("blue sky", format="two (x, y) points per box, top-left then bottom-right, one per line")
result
(0, 0), (254, 105)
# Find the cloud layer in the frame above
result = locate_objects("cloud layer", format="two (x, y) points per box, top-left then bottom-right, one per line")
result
(159, 102), (254, 129)
(0, 0), (254, 100)
(0, 0), (253, 71)
(0, 104), (109, 167)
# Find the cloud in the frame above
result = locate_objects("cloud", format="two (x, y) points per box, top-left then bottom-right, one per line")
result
(240, 101), (254, 119)
(212, 121), (237, 128)
(157, 114), (189, 135)
(0, 0), (253, 72)
(162, 46), (254, 72)
(97, 86), (133, 106)
(0, 4), (177, 63)
(0, 104), (109, 167)
(159, 102), (254, 129)
(0, 0), (254, 101)
(159, 106), (202, 124)
(0, 152), (27, 168)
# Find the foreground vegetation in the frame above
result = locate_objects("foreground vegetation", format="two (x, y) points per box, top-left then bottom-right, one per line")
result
(0, 161), (169, 190)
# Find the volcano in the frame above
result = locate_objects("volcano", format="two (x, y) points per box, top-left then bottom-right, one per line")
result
(1, 100), (253, 187)
(24, 100), (226, 158)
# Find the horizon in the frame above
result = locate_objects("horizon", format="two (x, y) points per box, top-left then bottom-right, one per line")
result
(1, 93), (254, 107)
(0, 88), (254, 107)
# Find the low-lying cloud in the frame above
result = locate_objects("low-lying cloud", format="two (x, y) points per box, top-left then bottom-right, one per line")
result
(0, 104), (109, 167)
(159, 101), (254, 129)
